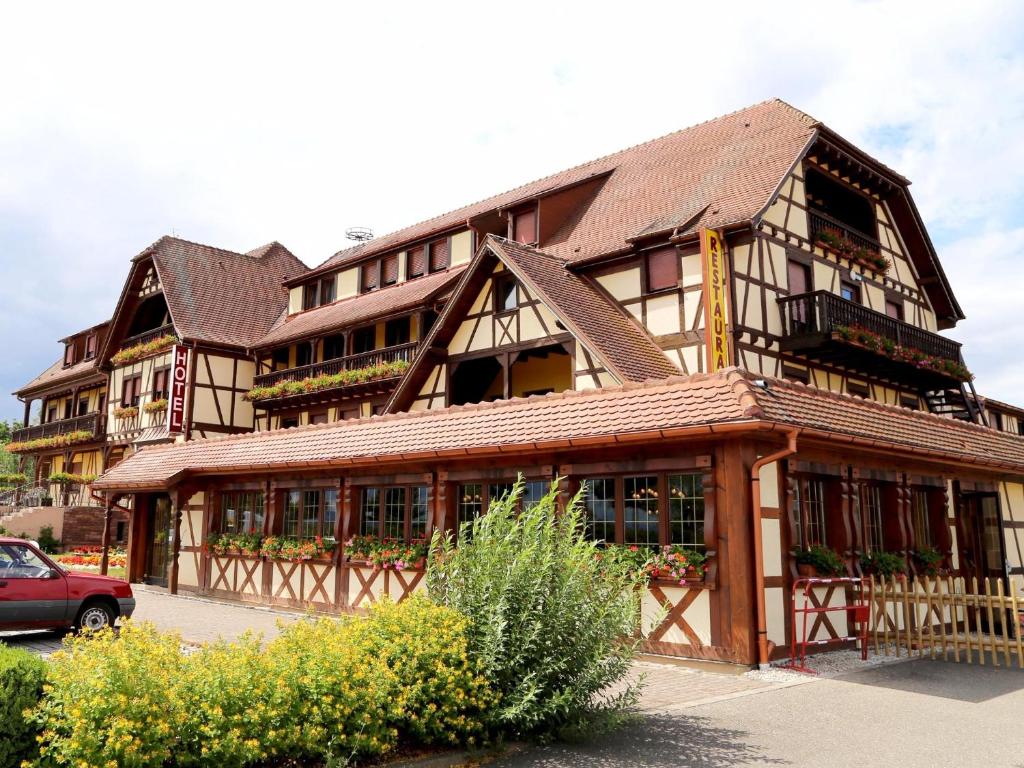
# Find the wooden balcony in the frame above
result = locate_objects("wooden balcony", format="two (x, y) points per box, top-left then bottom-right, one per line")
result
(118, 323), (175, 351)
(252, 341), (419, 395)
(808, 209), (880, 254)
(777, 291), (967, 389)
(12, 412), (105, 444)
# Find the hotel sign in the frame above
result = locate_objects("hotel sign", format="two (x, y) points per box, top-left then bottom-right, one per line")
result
(168, 345), (189, 435)
(700, 228), (732, 372)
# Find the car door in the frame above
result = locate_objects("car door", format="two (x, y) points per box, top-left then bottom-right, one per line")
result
(0, 542), (70, 629)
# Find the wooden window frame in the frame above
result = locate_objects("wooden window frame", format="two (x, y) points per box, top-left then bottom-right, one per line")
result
(351, 326), (376, 354)
(63, 342), (76, 367)
(384, 316), (411, 347)
(428, 238), (450, 273)
(455, 478), (549, 534)
(642, 246), (680, 295)
(302, 282), (319, 310)
(218, 490), (266, 536)
(281, 488), (338, 542)
(121, 375), (142, 407)
(791, 473), (832, 550)
(357, 484), (431, 542)
(510, 206), (538, 245)
(407, 246), (426, 278)
(360, 260), (380, 293)
(84, 334), (97, 360)
(152, 367), (169, 400)
(76, 395), (90, 417)
(381, 254), (399, 286)
(493, 273), (519, 314)
(840, 279), (861, 304)
(859, 481), (887, 553)
(576, 468), (712, 550)
(320, 277), (336, 305)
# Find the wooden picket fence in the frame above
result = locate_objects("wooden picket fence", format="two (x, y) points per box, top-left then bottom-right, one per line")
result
(860, 575), (1024, 668)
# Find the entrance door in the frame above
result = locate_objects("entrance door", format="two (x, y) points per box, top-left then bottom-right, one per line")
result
(960, 492), (1008, 633)
(144, 495), (173, 587)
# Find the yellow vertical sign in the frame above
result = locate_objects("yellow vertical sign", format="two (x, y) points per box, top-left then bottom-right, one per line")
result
(700, 228), (732, 372)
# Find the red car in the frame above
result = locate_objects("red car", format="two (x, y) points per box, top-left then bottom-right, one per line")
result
(0, 537), (135, 632)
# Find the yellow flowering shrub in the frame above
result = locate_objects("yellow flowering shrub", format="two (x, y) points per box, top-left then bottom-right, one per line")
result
(346, 597), (496, 746)
(0, 645), (46, 768)
(30, 623), (189, 768)
(26, 601), (494, 767)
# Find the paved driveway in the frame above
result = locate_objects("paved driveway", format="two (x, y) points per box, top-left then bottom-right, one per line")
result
(493, 660), (1024, 768)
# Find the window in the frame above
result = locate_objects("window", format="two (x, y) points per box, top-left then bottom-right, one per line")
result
(644, 247), (679, 293)
(63, 400), (73, 420)
(85, 334), (97, 360)
(584, 478), (616, 543)
(782, 364), (810, 385)
(323, 335), (345, 361)
(220, 491), (266, 535)
(272, 347), (290, 369)
(382, 254), (399, 286)
(361, 261), (379, 293)
(668, 474), (705, 549)
(281, 416), (299, 429)
(64, 342), (76, 367)
(352, 327), (375, 354)
(358, 485), (429, 540)
(309, 411), (328, 425)
(77, 396), (89, 417)
(303, 283), (319, 310)
(295, 343), (313, 368)
(407, 246), (426, 278)
(0, 542), (51, 578)
(121, 375), (142, 407)
(912, 490), (931, 548)
(847, 380), (870, 399)
(885, 299), (903, 321)
(788, 260), (811, 295)
(511, 207), (537, 244)
(624, 475), (660, 545)
(861, 485), (884, 552)
(385, 317), (411, 347)
(900, 395), (920, 410)
(840, 280), (861, 303)
(429, 238), (450, 272)
(991, 412), (1004, 432)
(494, 274), (518, 313)
(457, 484), (483, 528)
(283, 489), (336, 541)
(320, 277), (336, 305)
(793, 476), (827, 549)
(153, 368), (169, 400)
(46, 405), (57, 423)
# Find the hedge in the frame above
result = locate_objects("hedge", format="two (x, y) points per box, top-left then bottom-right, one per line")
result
(0, 645), (47, 767)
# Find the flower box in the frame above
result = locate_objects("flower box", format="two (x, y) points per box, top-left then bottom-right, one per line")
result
(113, 406), (139, 420)
(832, 325), (972, 382)
(143, 399), (168, 414)
(814, 230), (890, 274)
(110, 334), (177, 366)
(343, 535), (429, 571)
(5, 430), (96, 454)
(243, 359), (411, 403)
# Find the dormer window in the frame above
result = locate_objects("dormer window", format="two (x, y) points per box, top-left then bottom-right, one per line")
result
(84, 334), (97, 360)
(408, 246), (426, 278)
(429, 238), (450, 272)
(302, 283), (319, 310)
(320, 277), (336, 305)
(382, 254), (399, 286)
(644, 246), (679, 293)
(511, 206), (538, 245)
(360, 261), (379, 293)
(63, 342), (76, 367)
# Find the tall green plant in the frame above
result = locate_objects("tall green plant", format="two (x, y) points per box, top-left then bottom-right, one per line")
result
(428, 478), (646, 738)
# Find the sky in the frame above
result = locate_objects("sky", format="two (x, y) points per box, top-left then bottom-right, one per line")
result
(1, 0), (1022, 421)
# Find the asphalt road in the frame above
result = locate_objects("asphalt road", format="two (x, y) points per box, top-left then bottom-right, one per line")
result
(492, 660), (1024, 768)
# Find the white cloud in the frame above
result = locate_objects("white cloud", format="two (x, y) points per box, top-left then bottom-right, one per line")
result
(0, 0), (1022, 416)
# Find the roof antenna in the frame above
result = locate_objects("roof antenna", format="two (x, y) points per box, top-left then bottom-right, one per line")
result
(345, 227), (374, 242)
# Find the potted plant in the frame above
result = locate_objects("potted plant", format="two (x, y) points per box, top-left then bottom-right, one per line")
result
(860, 550), (907, 579)
(793, 544), (845, 577)
(912, 546), (944, 577)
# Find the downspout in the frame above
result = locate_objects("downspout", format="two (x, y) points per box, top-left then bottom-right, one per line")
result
(750, 427), (800, 669)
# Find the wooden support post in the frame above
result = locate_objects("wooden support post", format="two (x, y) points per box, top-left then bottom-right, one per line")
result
(100, 496), (114, 576)
(169, 495), (183, 594)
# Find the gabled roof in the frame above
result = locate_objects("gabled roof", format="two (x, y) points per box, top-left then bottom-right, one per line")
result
(386, 235), (680, 411)
(93, 369), (1024, 492)
(102, 236), (307, 356)
(253, 266), (466, 350)
(307, 99), (818, 275)
(13, 356), (106, 399)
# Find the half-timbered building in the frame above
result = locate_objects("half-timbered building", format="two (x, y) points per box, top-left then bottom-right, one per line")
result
(13, 99), (1024, 665)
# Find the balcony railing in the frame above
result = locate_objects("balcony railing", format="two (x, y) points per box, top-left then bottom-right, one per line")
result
(118, 322), (176, 351)
(253, 341), (420, 389)
(808, 209), (880, 254)
(12, 412), (105, 444)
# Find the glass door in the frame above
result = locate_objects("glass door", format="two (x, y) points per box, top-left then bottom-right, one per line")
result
(960, 493), (1008, 634)
(144, 495), (173, 587)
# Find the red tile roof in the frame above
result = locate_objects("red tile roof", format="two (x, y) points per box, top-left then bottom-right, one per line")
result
(254, 266), (466, 349)
(308, 99), (817, 276)
(487, 237), (680, 382)
(13, 356), (106, 398)
(146, 237), (307, 348)
(93, 370), (1024, 491)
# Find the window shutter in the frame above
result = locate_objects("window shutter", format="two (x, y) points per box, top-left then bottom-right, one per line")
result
(408, 247), (426, 277)
(429, 239), (450, 272)
(787, 261), (810, 295)
(382, 254), (399, 285)
(64, 343), (75, 366)
(512, 208), (537, 244)
(361, 261), (379, 292)
(645, 247), (678, 292)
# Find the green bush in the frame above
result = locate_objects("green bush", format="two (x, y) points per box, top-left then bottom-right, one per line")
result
(37, 524), (60, 554)
(794, 544), (846, 576)
(428, 477), (645, 738)
(861, 550), (907, 577)
(0, 645), (46, 767)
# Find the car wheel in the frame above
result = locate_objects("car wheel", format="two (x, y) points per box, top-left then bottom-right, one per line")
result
(76, 602), (115, 632)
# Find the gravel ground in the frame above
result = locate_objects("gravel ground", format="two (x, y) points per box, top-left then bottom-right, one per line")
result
(745, 644), (912, 683)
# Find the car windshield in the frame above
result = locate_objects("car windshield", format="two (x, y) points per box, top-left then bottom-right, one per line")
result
(0, 543), (52, 578)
